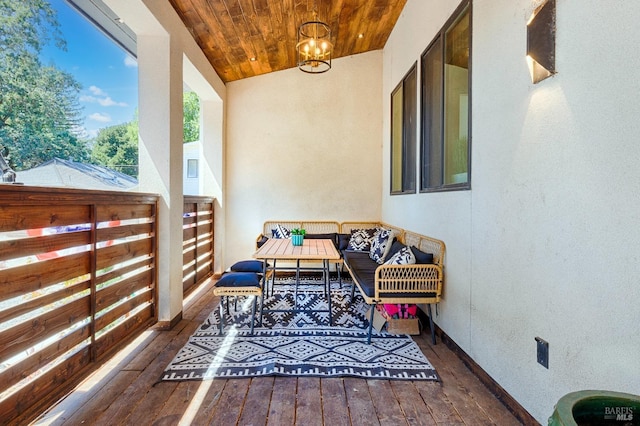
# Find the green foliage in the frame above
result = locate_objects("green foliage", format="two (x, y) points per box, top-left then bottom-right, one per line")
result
(89, 90), (201, 178)
(0, 0), (88, 170)
(183, 91), (200, 143)
(0, 0), (202, 174)
(0, 0), (65, 54)
(91, 123), (138, 177)
(290, 228), (306, 236)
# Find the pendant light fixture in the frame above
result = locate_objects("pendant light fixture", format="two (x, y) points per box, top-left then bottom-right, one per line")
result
(296, 7), (333, 74)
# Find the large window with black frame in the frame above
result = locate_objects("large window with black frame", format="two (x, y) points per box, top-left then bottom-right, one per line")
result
(421, 1), (471, 191)
(390, 63), (417, 195)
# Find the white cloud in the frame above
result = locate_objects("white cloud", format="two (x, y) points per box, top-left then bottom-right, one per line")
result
(89, 85), (106, 96)
(124, 55), (138, 68)
(80, 90), (127, 107)
(99, 96), (127, 107)
(88, 113), (112, 123)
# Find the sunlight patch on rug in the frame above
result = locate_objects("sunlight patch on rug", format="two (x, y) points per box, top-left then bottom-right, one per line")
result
(161, 277), (439, 381)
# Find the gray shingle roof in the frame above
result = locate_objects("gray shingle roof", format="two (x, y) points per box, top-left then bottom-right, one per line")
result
(16, 158), (138, 191)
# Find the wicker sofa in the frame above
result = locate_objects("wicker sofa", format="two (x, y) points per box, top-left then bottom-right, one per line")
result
(256, 220), (445, 344)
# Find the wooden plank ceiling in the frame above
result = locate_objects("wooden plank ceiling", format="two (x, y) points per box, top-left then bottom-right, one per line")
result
(168, 0), (407, 83)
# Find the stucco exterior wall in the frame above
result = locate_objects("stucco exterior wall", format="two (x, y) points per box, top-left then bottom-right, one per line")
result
(104, 0), (225, 321)
(224, 51), (383, 267)
(383, 0), (640, 422)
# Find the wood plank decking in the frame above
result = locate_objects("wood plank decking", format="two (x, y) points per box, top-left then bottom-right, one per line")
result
(33, 278), (523, 426)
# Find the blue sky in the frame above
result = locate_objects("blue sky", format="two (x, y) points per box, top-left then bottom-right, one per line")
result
(41, 0), (138, 139)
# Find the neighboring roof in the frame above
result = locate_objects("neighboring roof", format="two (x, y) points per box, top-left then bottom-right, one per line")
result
(16, 158), (138, 191)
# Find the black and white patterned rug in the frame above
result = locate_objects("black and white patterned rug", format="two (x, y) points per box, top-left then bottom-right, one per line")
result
(161, 277), (439, 381)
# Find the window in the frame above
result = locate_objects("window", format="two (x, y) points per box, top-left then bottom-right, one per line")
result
(421, 1), (471, 191)
(390, 63), (417, 194)
(187, 159), (199, 178)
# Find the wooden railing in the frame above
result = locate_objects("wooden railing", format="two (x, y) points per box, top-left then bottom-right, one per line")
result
(0, 185), (158, 423)
(182, 196), (215, 295)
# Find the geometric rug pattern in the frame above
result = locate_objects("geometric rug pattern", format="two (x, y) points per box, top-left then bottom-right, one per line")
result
(161, 277), (439, 381)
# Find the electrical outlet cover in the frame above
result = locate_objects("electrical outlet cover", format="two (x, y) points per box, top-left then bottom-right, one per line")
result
(535, 337), (549, 369)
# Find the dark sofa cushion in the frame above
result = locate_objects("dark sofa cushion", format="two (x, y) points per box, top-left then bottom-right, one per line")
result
(386, 239), (405, 259)
(256, 235), (269, 248)
(305, 233), (336, 239)
(337, 233), (351, 251)
(411, 246), (434, 264)
(216, 272), (261, 288)
(343, 250), (378, 297)
(379, 290), (437, 299)
(230, 260), (264, 273)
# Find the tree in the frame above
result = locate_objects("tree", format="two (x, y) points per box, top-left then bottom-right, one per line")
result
(91, 123), (138, 177)
(183, 91), (200, 143)
(90, 91), (200, 178)
(0, 0), (88, 170)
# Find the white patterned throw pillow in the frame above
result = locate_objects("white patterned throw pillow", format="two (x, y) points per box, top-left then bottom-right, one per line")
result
(347, 228), (377, 251)
(272, 224), (291, 239)
(369, 228), (395, 264)
(384, 246), (416, 265)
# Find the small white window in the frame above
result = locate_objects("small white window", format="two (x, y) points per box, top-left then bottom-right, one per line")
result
(187, 159), (198, 178)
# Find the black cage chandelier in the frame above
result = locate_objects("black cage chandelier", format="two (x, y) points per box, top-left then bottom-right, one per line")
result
(296, 12), (333, 73)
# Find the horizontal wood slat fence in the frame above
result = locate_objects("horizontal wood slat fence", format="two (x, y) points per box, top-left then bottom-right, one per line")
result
(182, 196), (215, 295)
(0, 185), (158, 423)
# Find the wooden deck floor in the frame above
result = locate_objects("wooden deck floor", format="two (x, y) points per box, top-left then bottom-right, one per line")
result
(33, 278), (523, 426)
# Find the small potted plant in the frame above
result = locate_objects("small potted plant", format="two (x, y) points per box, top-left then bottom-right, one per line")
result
(290, 228), (306, 246)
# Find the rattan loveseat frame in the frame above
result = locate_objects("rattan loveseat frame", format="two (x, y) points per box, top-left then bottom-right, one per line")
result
(340, 222), (445, 344)
(256, 220), (446, 344)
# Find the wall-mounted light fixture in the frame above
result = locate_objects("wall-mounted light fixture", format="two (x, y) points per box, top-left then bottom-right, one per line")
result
(527, 0), (556, 83)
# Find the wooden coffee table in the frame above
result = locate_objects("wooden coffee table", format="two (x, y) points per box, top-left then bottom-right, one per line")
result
(253, 238), (340, 325)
